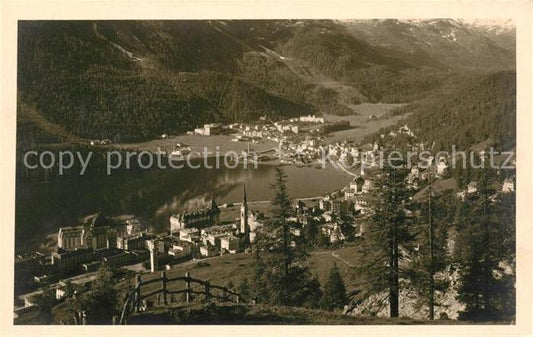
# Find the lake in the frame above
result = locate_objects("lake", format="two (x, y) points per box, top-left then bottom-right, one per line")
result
(15, 162), (352, 252)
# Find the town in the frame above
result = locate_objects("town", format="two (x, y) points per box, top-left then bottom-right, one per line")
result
(106, 114), (352, 166)
(10, 17), (519, 327)
(14, 118), (516, 320)
(182, 114), (352, 166)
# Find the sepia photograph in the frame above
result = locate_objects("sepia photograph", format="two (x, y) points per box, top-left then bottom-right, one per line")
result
(1, 1), (531, 335)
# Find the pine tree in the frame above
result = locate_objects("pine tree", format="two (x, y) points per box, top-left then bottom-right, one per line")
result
(454, 166), (515, 320)
(321, 264), (347, 311)
(303, 220), (319, 249)
(30, 288), (58, 322)
(69, 263), (119, 324)
(251, 233), (268, 303)
(358, 154), (414, 317)
(454, 164), (465, 190)
(252, 167), (319, 307)
(271, 166), (293, 304)
(408, 190), (454, 318)
(238, 277), (251, 301)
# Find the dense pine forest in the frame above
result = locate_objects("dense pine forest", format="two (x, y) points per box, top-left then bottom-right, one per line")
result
(399, 71), (516, 151)
(17, 20), (515, 143)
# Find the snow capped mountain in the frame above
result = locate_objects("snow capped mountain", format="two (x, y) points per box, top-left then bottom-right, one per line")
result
(340, 19), (515, 72)
(459, 18), (515, 33)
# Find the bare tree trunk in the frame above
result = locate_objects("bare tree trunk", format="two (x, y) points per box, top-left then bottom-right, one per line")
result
(282, 217), (289, 305)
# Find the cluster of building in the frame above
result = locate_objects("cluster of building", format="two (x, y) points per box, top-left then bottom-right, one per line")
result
(185, 114), (328, 147)
(455, 176), (515, 201)
(283, 123), (433, 245)
(52, 246), (149, 276)
(141, 186), (261, 272)
(273, 174), (376, 247)
(19, 113), (518, 307)
(14, 213), (151, 300)
(269, 123), (408, 167)
(15, 186), (267, 297)
(360, 123), (517, 207)
(193, 123), (222, 136)
(50, 188), (263, 276)
(170, 199), (221, 231)
(299, 114), (325, 124)
(181, 114), (359, 168)
(52, 214), (148, 276)
(229, 116), (325, 144)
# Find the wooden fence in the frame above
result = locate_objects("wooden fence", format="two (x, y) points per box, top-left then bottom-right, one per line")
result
(118, 272), (243, 324)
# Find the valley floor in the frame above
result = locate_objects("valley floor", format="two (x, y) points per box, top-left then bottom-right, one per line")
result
(323, 103), (408, 143)
(109, 103), (408, 155)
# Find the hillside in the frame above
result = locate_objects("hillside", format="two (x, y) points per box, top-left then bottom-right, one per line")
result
(342, 19), (515, 72)
(113, 245), (465, 321)
(124, 303), (461, 325)
(18, 21), (313, 142)
(401, 70), (516, 151)
(17, 20), (515, 143)
(278, 21), (451, 103)
(359, 70), (516, 153)
(116, 245), (363, 298)
(25, 245), (492, 325)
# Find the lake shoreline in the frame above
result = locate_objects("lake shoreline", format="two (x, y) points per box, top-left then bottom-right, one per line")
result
(16, 162), (352, 254)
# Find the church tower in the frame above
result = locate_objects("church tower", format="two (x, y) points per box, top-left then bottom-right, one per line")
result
(210, 198), (220, 224)
(240, 184), (249, 241)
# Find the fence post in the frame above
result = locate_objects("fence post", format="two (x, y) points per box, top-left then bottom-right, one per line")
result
(236, 294), (240, 304)
(135, 274), (142, 312)
(205, 279), (210, 303)
(185, 272), (191, 303)
(223, 287), (227, 302)
(161, 271), (167, 306)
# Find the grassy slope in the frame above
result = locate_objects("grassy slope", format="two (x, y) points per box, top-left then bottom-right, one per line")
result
(28, 245), (360, 325)
(127, 303), (463, 325)
(323, 103), (408, 144)
(117, 244), (363, 301)
(22, 243), (513, 324)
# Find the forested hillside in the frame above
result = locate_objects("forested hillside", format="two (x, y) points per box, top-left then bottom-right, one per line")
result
(398, 71), (516, 151)
(17, 22), (313, 141)
(21, 71), (311, 141)
(279, 21), (451, 102)
(17, 20), (515, 142)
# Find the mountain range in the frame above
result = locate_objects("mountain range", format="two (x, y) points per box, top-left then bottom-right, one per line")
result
(17, 19), (515, 143)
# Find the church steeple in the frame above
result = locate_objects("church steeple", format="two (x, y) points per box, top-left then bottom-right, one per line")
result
(210, 198), (219, 211)
(211, 197), (220, 224)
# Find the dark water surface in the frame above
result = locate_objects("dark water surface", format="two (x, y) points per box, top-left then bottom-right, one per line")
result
(15, 163), (351, 252)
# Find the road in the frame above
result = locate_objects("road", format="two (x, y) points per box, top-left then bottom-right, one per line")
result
(17, 272), (98, 307)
